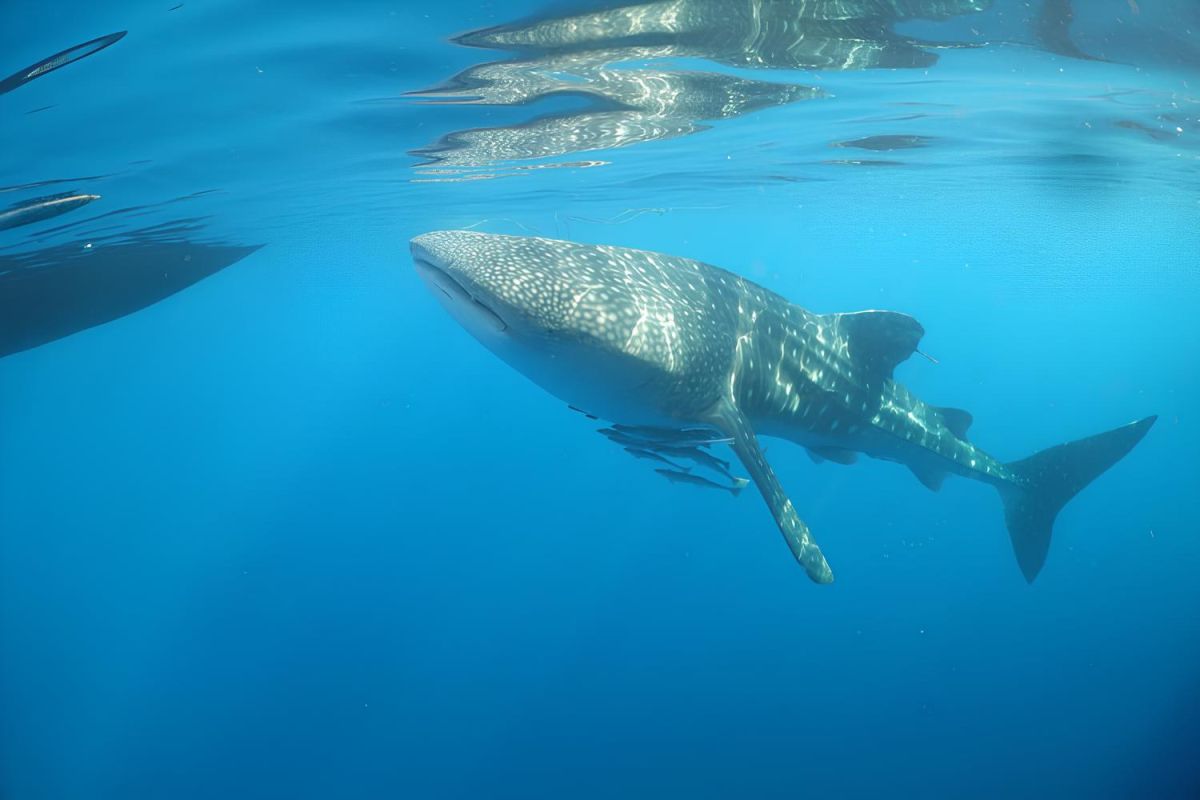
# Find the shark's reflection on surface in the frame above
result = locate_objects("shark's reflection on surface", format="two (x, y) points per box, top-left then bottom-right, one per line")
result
(409, 0), (992, 175)
(456, 0), (991, 69)
(410, 47), (824, 171)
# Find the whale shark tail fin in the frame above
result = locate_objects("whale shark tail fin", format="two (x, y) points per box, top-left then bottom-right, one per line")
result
(999, 416), (1156, 583)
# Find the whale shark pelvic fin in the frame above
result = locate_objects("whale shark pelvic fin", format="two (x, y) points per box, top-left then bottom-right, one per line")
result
(909, 464), (947, 492)
(707, 397), (834, 584)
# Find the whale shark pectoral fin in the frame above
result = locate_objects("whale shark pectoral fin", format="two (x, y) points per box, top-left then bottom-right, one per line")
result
(828, 310), (925, 381)
(707, 400), (834, 584)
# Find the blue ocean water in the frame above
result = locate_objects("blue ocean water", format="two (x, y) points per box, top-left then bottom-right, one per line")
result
(1, 1), (1198, 798)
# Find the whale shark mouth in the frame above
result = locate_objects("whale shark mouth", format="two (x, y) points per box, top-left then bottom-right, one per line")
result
(414, 257), (508, 334)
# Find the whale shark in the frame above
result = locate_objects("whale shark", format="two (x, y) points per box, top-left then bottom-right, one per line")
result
(411, 230), (1155, 584)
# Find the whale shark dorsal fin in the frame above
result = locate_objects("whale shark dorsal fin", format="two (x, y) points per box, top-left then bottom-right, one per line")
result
(829, 310), (925, 381)
(934, 405), (973, 440)
(706, 399), (834, 584)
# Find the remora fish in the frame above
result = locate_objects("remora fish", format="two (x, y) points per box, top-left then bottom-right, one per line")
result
(623, 447), (690, 471)
(412, 230), (1155, 585)
(647, 443), (742, 484)
(611, 423), (732, 447)
(597, 427), (660, 448)
(600, 425), (730, 450)
(654, 468), (745, 497)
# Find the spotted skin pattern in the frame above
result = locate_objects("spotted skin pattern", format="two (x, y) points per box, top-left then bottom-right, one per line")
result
(411, 230), (1124, 583)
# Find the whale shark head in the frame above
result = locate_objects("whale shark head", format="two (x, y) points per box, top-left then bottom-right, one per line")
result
(411, 230), (671, 418)
(410, 229), (730, 424)
(410, 230), (591, 344)
(412, 230), (515, 342)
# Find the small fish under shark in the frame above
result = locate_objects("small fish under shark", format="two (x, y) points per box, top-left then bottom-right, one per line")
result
(412, 230), (1155, 585)
(655, 468), (749, 496)
(608, 426), (744, 489)
(623, 446), (691, 472)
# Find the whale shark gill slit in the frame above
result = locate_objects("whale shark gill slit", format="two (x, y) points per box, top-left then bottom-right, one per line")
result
(414, 257), (508, 334)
